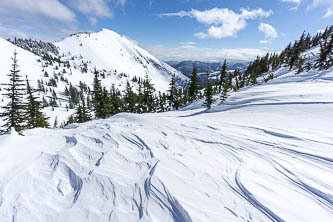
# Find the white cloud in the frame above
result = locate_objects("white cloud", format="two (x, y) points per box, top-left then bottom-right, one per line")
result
(88, 17), (98, 26)
(144, 44), (269, 62)
(68, 0), (113, 18)
(324, 7), (333, 17)
(179, 41), (197, 45)
(259, 40), (272, 44)
(158, 8), (273, 39)
(0, 0), (79, 39)
(68, 0), (128, 26)
(307, 0), (333, 16)
(309, 0), (333, 8)
(258, 23), (278, 39)
(0, 0), (127, 39)
(0, 26), (31, 39)
(281, 0), (301, 10)
(116, 0), (127, 7)
(0, 0), (76, 23)
(281, 0), (301, 4)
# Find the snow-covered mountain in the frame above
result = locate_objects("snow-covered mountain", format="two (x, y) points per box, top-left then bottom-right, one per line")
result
(0, 52), (333, 221)
(1, 26), (333, 221)
(168, 60), (248, 76)
(55, 29), (187, 91)
(0, 29), (186, 124)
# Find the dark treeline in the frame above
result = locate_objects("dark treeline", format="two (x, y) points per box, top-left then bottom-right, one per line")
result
(241, 26), (333, 87)
(199, 26), (333, 108)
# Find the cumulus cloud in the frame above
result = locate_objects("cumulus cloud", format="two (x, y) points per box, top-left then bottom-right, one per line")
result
(158, 8), (273, 39)
(144, 44), (269, 62)
(0, 0), (76, 23)
(68, 0), (113, 18)
(67, 0), (128, 26)
(0, 0), (127, 39)
(258, 23), (278, 39)
(0, 0), (79, 39)
(0, 26), (31, 39)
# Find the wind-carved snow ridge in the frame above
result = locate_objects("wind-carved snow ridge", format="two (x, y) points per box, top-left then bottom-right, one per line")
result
(0, 59), (333, 221)
(0, 119), (194, 222)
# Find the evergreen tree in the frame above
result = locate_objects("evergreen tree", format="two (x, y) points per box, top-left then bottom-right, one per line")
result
(74, 103), (92, 123)
(124, 80), (137, 113)
(92, 69), (108, 118)
(136, 80), (145, 113)
(158, 92), (168, 112)
(220, 84), (228, 104)
(219, 60), (227, 92)
(53, 116), (58, 128)
(188, 66), (200, 102)
(64, 115), (75, 126)
(0, 50), (27, 132)
(143, 74), (155, 112)
(109, 84), (123, 115)
(25, 76), (49, 129)
(316, 35), (333, 70)
(203, 72), (213, 109)
(168, 73), (181, 110)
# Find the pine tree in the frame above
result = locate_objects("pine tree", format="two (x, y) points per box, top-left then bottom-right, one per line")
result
(92, 69), (107, 118)
(203, 72), (213, 109)
(316, 35), (333, 70)
(188, 66), (200, 102)
(53, 116), (58, 128)
(64, 115), (75, 126)
(168, 73), (180, 110)
(158, 92), (168, 112)
(219, 60), (227, 92)
(109, 84), (123, 115)
(220, 76), (229, 104)
(74, 103), (92, 123)
(0, 50), (27, 133)
(296, 57), (305, 74)
(124, 80), (137, 113)
(25, 76), (49, 129)
(137, 80), (145, 113)
(143, 74), (155, 112)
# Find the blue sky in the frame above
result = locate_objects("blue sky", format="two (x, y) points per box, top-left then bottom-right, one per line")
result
(0, 0), (332, 61)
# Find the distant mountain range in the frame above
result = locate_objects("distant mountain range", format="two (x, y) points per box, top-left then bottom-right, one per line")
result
(166, 61), (249, 78)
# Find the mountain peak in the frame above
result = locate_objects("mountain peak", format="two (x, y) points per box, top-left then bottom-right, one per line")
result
(55, 29), (186, 92)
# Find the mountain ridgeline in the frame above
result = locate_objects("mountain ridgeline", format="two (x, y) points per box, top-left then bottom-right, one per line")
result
(0, 27), (333, 133)
(168, 61), (249, 76)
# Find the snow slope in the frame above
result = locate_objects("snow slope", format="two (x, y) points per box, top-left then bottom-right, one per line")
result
(0, 30), (186, 125)
(0, 38), (42, 86)
(55, 29), (187, 91)
(0, 65), (332, 221)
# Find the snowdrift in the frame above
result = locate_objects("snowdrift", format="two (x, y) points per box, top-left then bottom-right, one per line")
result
(0, 65), (333, 221)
